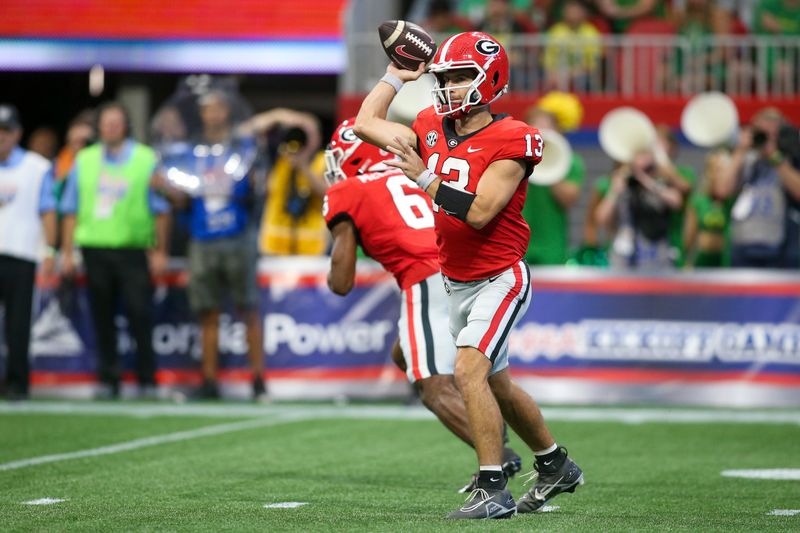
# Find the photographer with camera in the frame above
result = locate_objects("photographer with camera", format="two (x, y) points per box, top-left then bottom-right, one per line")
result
(258, 124), (327, 256)
(153, 90), (267, 401)
(719, 107), (800, 269)
(595, 148), (684, 270)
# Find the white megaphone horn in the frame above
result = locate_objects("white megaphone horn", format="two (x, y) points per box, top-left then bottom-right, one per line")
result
(681, 92), (739, 148)
(598, 107), (657, 163)
(529, 129), (572, 186)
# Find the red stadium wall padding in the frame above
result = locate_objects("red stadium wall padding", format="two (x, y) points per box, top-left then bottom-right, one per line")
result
(337, 94), (800, 129)
(0, 0), (346, 40)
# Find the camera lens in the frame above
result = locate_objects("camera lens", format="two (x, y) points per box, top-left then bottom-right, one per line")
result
(752, 129), (768, 148)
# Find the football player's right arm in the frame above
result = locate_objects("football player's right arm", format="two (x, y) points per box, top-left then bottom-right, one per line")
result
(353, 64), (423, 152)
(327, 220), (358, 296)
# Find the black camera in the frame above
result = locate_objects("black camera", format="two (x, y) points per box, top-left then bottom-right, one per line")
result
(752, 128), (769, 149)
(777, 124), (800, 161)
(752, 124), (799, 161)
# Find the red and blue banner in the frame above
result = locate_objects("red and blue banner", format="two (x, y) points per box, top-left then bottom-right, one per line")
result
(6, 259), (800, 406)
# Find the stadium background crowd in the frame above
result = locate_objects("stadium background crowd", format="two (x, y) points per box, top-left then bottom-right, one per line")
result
(1, 0), (799, 401)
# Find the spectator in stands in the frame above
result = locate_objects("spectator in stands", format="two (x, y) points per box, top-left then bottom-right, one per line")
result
(153, 90), (266, 401)
(259, 124), (327, 256)
(27, 126), (59, 161)
(543, 0), (602, 92)
(476, 0), (538, 89)
(595, 148), (683, 269)
(709, 2), (754, 96)
(55, 114), (94, 182)
(522, 92), (586, 265)
(477, 0), (538, 40)
(421, 0), (474, 36)
(672, 0), (715, 92)
(654, 125), (696, 266)
(0, 104), (57, 400)
(151, 105), (188, 146)
(753, 0), (800, 94)
(719, 107), (800, 268)
(594, 0), (667, 33)
(683, 149), (734, 268)
(458, 0), (535, 26)
(60, 101), (169, 399)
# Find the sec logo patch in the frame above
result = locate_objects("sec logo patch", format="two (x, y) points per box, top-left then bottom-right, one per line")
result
(426, 130), (438, 147)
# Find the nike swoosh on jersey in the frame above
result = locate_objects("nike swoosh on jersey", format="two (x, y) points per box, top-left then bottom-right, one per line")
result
(466, 146), (483, 153)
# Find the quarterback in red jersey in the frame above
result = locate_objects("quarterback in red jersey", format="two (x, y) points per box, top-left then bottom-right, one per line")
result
(355, 31), (583, 519)
(323, 117), (521, 489)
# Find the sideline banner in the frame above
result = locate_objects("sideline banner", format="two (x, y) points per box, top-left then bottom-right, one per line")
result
(4, 259), (799, 406)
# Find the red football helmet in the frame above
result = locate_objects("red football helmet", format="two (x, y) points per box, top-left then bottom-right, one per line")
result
(324, 118), (394, 184)
(427, 32), (509, 119)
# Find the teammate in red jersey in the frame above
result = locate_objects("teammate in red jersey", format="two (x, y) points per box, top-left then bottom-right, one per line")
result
(354, 32), (584, 519)
(323, 117), (522, 490)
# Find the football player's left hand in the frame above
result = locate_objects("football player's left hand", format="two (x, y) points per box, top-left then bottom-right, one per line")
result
(385, 136), (426, 182)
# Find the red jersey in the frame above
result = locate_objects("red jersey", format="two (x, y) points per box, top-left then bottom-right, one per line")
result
(412, 106), (543, 281)
(323, 168), (440, 290)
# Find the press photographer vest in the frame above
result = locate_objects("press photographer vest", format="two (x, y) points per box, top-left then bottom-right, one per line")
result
(74, 143), (156, 248)
(731, 159), (786, 254)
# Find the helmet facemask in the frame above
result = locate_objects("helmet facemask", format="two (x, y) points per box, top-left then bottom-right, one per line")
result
(323, 145), (346, 185)
(430, 64), (486, 118)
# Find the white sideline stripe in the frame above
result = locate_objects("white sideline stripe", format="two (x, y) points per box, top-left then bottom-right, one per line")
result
(264, 502), (308, 509)
(721, 469), (800, 480)
(2, 402), (800, 425)
(22, 498), (66, 505)
(0, 413), (309, 473)
(769, 509), (800, 516)
(539, 505), (560, 513)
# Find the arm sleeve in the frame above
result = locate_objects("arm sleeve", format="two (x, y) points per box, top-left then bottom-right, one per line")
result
(38, 167), (57, 214)
(58, 165), (79, 214)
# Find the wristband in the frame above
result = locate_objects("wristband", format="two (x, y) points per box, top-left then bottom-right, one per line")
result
(416, 169), (438, 191)
(379, 73), (404, 93)
(44, 245), (57, 258)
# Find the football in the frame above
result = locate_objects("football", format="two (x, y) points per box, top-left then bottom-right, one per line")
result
(378, 20), (437, 71)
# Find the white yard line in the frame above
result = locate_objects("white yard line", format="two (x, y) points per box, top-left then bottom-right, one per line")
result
(2, 402), (799, 425)
(21, 498), (66, 505)
(721, 469), (800, 480)
(263, 502), (308, 509)
(768, 509), (800, 516)
(0, 413), (309, 472)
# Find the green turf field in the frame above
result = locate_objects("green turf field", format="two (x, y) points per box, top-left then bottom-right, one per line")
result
(2, 402), (799, 532)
